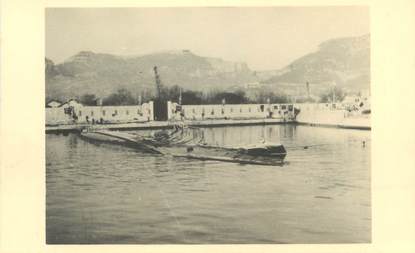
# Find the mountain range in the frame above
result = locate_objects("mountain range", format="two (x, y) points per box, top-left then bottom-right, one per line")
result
(263, 34), (370, 89)
(46, 34), (370, 101)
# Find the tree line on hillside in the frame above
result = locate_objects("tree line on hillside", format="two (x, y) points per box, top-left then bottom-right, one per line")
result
(99, 86), (290, 106)
(318, 86), (346, 103)
(46, 85), (346, 106)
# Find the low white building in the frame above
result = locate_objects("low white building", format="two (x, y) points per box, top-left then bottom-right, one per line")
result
(342, 93), (371, 112)
(45, 100), (154, 125)
(167, 102), (296, 121)
(46, 99), (298, 125)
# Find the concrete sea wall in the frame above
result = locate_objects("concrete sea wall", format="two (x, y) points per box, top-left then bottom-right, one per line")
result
(295, 103), (371, 129)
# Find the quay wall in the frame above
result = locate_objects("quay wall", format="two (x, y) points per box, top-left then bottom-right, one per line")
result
(45, 118), (290, 134)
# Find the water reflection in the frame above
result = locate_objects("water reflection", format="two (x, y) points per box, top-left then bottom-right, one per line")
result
(200, 125), (298, 147)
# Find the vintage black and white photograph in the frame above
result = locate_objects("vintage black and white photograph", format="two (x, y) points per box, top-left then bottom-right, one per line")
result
(45, 7), (371, 244)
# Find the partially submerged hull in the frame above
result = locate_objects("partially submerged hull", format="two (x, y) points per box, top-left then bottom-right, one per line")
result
(165, 144), (286, 166)
(79, 130), (287, 166)
(79, 130), (161, 154)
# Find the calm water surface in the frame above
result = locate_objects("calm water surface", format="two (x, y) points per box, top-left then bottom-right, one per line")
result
(46, 125), (371, 244)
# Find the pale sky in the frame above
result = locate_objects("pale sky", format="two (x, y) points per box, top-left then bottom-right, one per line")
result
(46, 7), (369, 70)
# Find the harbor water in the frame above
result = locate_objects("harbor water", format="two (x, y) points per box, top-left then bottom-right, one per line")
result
(46, 124), (371, 244)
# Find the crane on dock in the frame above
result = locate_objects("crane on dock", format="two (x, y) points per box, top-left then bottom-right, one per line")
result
(153, 66), (163, 99)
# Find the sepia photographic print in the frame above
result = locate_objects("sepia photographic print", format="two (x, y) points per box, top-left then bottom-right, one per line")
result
(45, 7), (371, 244)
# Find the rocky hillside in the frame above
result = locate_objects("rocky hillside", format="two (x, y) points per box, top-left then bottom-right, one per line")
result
(263, 34), (370, 91)
(46, 50), (257, 100)
(46, 34), (370, 101)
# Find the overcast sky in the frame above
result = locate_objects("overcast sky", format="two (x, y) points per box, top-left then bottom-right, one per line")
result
(46, 7), (369, 70)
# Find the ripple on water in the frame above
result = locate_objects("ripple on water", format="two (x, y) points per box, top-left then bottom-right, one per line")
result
(46, 125), (371, 244)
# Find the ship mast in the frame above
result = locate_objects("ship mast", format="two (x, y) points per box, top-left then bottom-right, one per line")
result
(179, 87), (182, 105)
